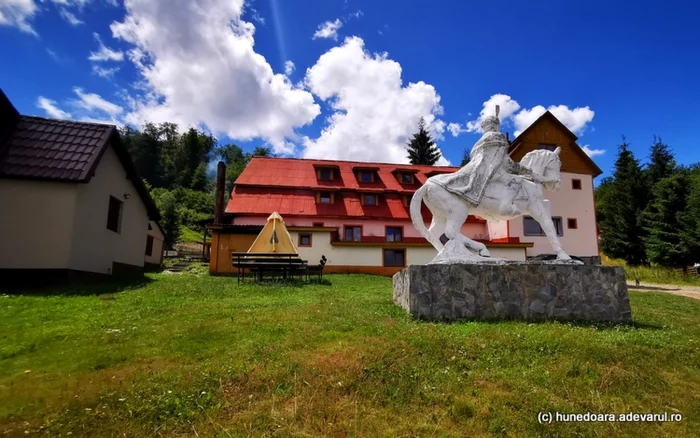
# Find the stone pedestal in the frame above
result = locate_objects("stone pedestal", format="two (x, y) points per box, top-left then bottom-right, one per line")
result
(392, 263), (631, 323)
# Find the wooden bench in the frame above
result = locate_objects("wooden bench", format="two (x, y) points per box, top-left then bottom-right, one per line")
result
(231, 253), (308, 283)
(306, 255), (327, 282)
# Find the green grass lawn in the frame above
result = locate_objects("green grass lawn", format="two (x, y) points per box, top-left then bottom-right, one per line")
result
(1, 273), (699, 437)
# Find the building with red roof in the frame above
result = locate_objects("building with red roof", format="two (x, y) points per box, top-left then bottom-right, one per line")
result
(209, 111), (602, 276)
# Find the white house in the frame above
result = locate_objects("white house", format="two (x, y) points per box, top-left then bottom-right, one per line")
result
(0, 89), (161, 287)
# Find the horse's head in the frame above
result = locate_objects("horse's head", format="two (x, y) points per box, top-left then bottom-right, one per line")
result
(520, 147), (562, 191)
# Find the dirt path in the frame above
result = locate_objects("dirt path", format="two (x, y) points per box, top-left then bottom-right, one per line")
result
(627, 282), (700, 301)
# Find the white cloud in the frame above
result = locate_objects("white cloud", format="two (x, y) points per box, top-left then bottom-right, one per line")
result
(110, 0), (320, 154)
(581, 145), (605, 158)
(72, 87), (123, 117)
(458, 94), (595, 139)
(89, 32), (124, 62)
(92, 64), (120, 78)
(447, 122), (465, 137)
(313, 18), (342, 40)
(512, 104), (594, 137)
(302, 36), (449, 165)
(1, 1), (117, 35)
(59, 8), (82, 25)
(465, 94), (521, 133)
(0, 0), (38, 35)
(284, 60), (295, 76)
(37, 96), (71, 119)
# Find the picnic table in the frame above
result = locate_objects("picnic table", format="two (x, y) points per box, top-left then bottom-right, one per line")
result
(231, 252), (309, 283)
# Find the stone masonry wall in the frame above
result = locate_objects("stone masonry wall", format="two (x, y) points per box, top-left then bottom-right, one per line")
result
(393, 263), (631, 323)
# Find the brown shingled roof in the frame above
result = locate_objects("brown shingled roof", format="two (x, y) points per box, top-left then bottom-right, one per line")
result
(0, 89), (160, 220)
(0, 116), (113, 181)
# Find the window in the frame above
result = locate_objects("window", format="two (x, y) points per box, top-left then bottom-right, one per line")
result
(538, 143), (557, 151)
(360, 171), (373, 182)
(386, 226), (403, 242)
(363, 193), (377, 206)
(567, 218), (578, 229)
(523, 216), (563, 236)
(401, 173), (413, 184)
(571, 179), (582, 190)
(319, 192), (332, 204)
(145, 235), (154, 256)
(148, 223), (152, 231)
(298, 233), (312, 247)
(312, 222), (324, 228)
(106, 196), (123, 233)
(344, 226), (362, 242)
(403, 194), (413, 207)
(383, 249), (405, 267)
(319, 168), (333, 180)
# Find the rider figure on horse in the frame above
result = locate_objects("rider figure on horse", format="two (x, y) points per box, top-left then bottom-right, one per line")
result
(435, 105), (546, 216)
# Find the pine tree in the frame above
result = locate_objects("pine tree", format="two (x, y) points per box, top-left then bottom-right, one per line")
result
(406, 117), (441, 165)
(642, 171), (689, 267)
(159, 192), (180, 249)
(679, 169), (700, 265)
(460, 147), (471, 166)
(598, 138), (648, 265)
(190, 162), (208, 191)
(645, 136), (676, 189)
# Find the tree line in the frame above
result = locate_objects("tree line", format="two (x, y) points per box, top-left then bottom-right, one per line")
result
(596, 137), (700, 269)
(119, 123), (272, 248)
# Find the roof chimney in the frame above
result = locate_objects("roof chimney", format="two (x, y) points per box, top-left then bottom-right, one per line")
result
(0, 88), (20, 142)
(214, 161), (226, 225)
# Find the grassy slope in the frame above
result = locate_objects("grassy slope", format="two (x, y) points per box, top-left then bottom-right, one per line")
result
(1, 274), (699, 437)
(602, 254), (700, 286)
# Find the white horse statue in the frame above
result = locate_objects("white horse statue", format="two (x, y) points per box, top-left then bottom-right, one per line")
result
(410, 106), (575, 263)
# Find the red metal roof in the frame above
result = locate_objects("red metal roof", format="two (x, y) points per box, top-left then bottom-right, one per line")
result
(233, 156), (461, 191)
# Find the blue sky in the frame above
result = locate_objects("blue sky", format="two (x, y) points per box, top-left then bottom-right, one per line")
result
(1, 0), (699, 181)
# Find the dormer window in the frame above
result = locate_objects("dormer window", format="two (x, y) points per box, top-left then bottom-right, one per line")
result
(402, 194), (413, 207)
(362, 193), (378, 206)
(401, 173), (414, 184)
(317, 192), (334, 204)
(353, 167), (379, 183)
(314, 165), (339, 181)
(360, 171), (373, 182)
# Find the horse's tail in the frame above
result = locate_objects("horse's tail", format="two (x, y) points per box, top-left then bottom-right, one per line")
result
(410, 183), (431, 241)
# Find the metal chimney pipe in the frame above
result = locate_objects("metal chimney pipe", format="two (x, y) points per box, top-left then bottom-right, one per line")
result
(214, 161), (226, 225)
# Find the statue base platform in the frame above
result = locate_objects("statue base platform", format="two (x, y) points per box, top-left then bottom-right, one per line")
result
(392, 263), (631, 323)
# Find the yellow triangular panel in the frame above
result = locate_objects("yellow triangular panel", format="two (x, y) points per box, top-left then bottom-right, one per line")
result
(247, 212), (298, 254)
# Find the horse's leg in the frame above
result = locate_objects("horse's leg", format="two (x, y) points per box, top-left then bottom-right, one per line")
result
(525, 186), (570, 260)
(427, 215), (446, 252)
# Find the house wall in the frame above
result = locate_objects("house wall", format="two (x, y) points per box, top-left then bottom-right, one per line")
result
(145, 221), (165, 265)
(234, 216), (488, 240)
(0, 179), (77, 269)
(69, 145), (150, 274)
(508, 172), (598, 257)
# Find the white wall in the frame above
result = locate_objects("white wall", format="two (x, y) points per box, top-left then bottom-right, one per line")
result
(69, 145), (149, 274)
(289, 230), (528, 266)
(508, 172), (599, 257)
(0, 179), (77, 269)
(145, 221), (164, 265)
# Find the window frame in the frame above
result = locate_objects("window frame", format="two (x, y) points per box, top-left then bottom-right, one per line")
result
(383, 248), (406, 267)
(362, 193), (378, 206)
(567, 218), (578, 229)
(318, 192), (333, 204)
(298, 233), (313, 247)
(359, 171), (374, 183)
(344, 225), (363, 242)
(386, 226), (403, 242)
(106, 195), (123, 234)
(523, 215), (564, 237)
(318, 168), (333, 181)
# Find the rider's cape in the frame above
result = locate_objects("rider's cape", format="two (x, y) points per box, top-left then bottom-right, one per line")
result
(432, 131), (510, 205)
